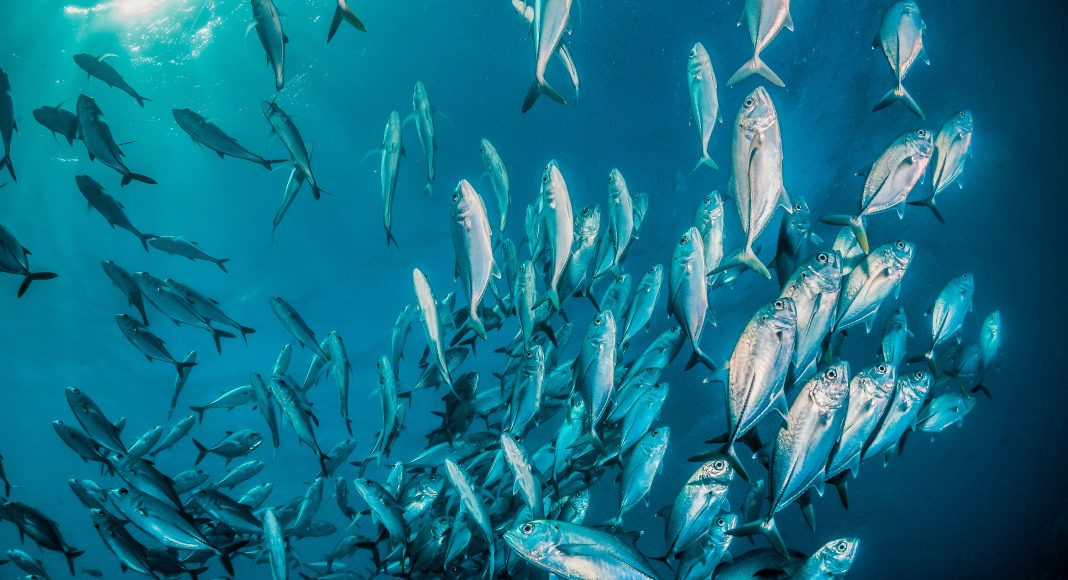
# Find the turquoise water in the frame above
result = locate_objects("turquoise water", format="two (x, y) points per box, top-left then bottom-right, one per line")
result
(0, 0), (1062, 578)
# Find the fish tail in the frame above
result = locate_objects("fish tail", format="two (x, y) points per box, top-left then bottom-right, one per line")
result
(239, 326), (256, 344)
(137, 233), (155, 252)
(971, 382), (992, 399)
(135, 94), (151, 107)
(873, 83), (925, 119)
(521, 77), (567, 113)
(64, 548), (85, 575)
(726, 55), (785, 87)
(907, 349), (937, 374)
(190, 405), (208, 424)
(464, 310), (488, 341)
(821, 213), (869, 254)
(906, 195), (945, 224)
(728, 516), (788, 558)
(215, 258), (230, 273)
(262, 158), (288, 171)
(327, 4), (344, 42)
(210, 327), (235, 354)
(715, 245), (771, 279)
(424, 180), (433, 198)
(684, 343), (718, 371)
(0, 152), (15, 181)
(722, 442), (751, 482)
(692, 154), (719, 173)
(193, 438), (209, 465)
(120, 172), (157, 187)
(17, 271), (58, 298)
(385, 227), (399, 248)
(828, 472), (851, 510)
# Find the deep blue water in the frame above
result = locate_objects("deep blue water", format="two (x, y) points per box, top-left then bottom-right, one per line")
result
(0, 0), (1064, 578)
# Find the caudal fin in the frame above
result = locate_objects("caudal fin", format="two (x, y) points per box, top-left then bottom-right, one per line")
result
(215, 258), (230, 273)
(726, 55), (785, 87)
(239, 326), (256, 343)
(18, 271), (58, 297)
(135, 94), (151, 108)
(465, 311), (488, 341)
(728, 517), (788, 558)
(385, 227), (399, 248)
(873, 83), (925, 119)
(684, 343), (718, 371)
(714, 246), (771, 280)
(64, 548), (85, 575)
(262, 158), (288, 171)
(907, 349), (937, 374)
(138, 233), (154, 252)
(120, 172), (157, 187)
(209, 327), (236, 354)
(692, 155), (719, 173)
(0, 153), (15, 181)
(327, 5), (344, 42)
(821, 214), (869, 254)
(521, 78), (567, 113)
(193, 438), (209, 465)
(906, 196), (945, 224)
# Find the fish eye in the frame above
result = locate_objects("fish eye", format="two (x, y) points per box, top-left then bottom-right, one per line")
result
(712, 460), (726, 471)
(914, 372), (924, 380)
(827, 369), (839, 380)
(917, 130), (926, 138)
(452, 193), (460, 202)
(896, 241), (906, 249)
(716, 517), (726, 526)
(651, 429), (659, 437)
(744, 97), (754, 107)
(521, 523), (535, 534)
(877, 364), (887, 373)
(704, 196), (711, 204)
(679, 235), (688, 245)
(542, 174), (550, 184)
(958, 111), (966, 118)
(794, 203), (803, 211)
(774, 300), (784, 309)
(817, 253), (828, 263)
(836, 541), (849, 552)
(594, 316), (602, 326)
(689, 49), (696, 57)
(118, 488), (129, 496)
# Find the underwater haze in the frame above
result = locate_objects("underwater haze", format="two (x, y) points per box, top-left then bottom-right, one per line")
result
(0, 0), (1064, 578)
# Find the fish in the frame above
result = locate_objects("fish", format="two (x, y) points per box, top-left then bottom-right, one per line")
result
(706, 298), (797, 481)
(444, 459), (495, 578)
(823, 129), (933, 253)
(0, 500), (84, 574)
(504, 520), (659, 579)
(728, 0), (794, 87)
(501, 433), (544, 520)
(675, 512), (736, 580)
(0, 69), (16, 180)
(240, 482), (274, 509)
(391, 304), (416, 372)
(172, 108), (285, 169)
(413, 268), (452, 386)
(64, 387), (127, 454)
(262, 100), (323, 198)
(450, 179), (497, 340)
(108, 450), (184, 508)
(326, 0), (366, 42)
(75, 175), (153, 250)
(353, 478), (408, 551)
(910, 111), (974, 222)
(621, 264), (663, 345)
(917, 273), (975, 371)
(216, 459), (266, 489)
(272, 163), (305, 238)
(134, 272), (236, 353)
(835, 241), (914, 333)
(0, 224), (58, 297)
(251, 0), (286, 91)
(575, 310), (617, 445)
(73, 53), (150, 106)
(169, 351), (196, 418)
(165, 278), (255, 341)
(508, 345), (546, 435)
(720, 86), (789, 278)
(32, 102), (79, 146)
(172, 468), (209, 493)
(779, 251), (841, 385)
(599, 273), (632, 323)
(270, 373), (330, 472)
(879, 307), (912, 369)
(75, 94), (156, 186)
(613, 426), (670, 527)
(618, 382), (668, 452)
(376, 110), (403, 247)
(668, 227), (715, 369)
(192, 429), (263, 465)
(831, 226), (865, 276)
(89, 508), (154, 576)
(689, 42), (721, 171)
(917, 391), (976, 433)
(594, 169), (635, 278)
(694, 191), (727, 277)
(366, 356), (404, 469)
(115, 314), (198, 376)
(126, 425), (163, 458)
(796, 537), (861, 578)
(863, 370), (932, 465)
(521, 0), (572, 112)
(540, 160), (574, 308)
(262, 508), (288, 580)
(975, 310), (1001, 397)
(481, 138), (511, 231)
(269, 296), (329, 358)
(193, 489), (263, 534)
(772, 197), (822, 288)
(409, 81), (437, 195)
(149, 415), (195, 457)
(146, 235), (230, 272)
(873, 0), (929, 118)
(730, 362), (850, 557)
(292, 477), (325, 531)
(659, 457), (733, 558)
(559, 205), (601, 306)
(188, 385), (255, 423)
(512, 0), (580, 99)
(823, 363), (896, 504)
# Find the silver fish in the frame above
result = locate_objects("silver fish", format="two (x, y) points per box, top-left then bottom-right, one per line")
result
(0, 69), (16, 180)
(576, 310), (617, 444)
(661, 458), (733, 558)
(676, 512), (736, 580)
(727, 0), (794, 87)
(269, 296), (328, 358)
(689, 42), (721, 171)
(694, 191), (727, 276)
(594, 168), (634, 278)
(521, 0), (572, 112)
(910, 111), (974, 222)
(262, 100), (323, 199)
(450, 179), (497, 340)
(622, 264), (663, 345)
(779, 251), (841, 384)
(835, 241), (914, 333)
(541, 160), (574, 308)
(481, 138), (510, 231)
(173, 108), (283, 170)
(512, 0), (580, 99)
(917, 391), (976, 433)
(772, 197), (822, 288)
(410, 81), (437, 195)
(326, 0), (366, 42)
(147, 236), (230, 273)
(444, 459), (495, 578)
(115, 314), (197, 376)
(796, 538), (860, 579)
(863, 370), (931, 465)
(612, 426), (669, 527)
(504, 520), (659, 579)
(668, 227), (715, 369)
(413, 268), (452, 386)
(373, 110), (403, 246)
(824, 363), (896, 484)
(920, 273), (975, 370)
(262, 508), (288, 580)
(873, 0), (928, 118)
(879, 307), (912, 368)
(250, 0), (286, 91)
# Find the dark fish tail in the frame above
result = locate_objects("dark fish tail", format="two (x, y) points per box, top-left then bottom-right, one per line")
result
(821, 213), (869, 254)
(190, 405), (208, 424)
(906, 195), (945, 224)
(714, 245), (771, 279)
(208, 327), (236, 354)
(970, 382), (992, 399)
(18, 271), (58, 297)
(385, 227), (399, 248)
(728, 517), (788, 558)
(138, 232), (155, 252)
(873, 82), (925, 119)
(0, 152), (15, 181)
(684, 342), (717, 371)
(193, 438), (209, 465)
(120, 172), (157, 187)
(64, 548), (86, 575)
(239, 326), (256, 343)
(135, 94), (151, 108)
(521, 77), (567, 113)
(828, 472), (851, 510)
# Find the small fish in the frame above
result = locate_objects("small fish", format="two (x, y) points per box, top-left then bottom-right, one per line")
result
(450, 179), (497, 341)
(73, 53), (150, 106)
(910, 111), (974, 222)
(269, 296), (328, 358)
(975, 310), (1001, 396)
(115, 314), (198, 377)
(409, 81), (438, 195)
(863, 370), (931, 465)
(188, 385), (255, 423)
(173, 108), (284, 169)
(147, 235), (230, 272)
(668, 227), (715, 369)
(540, 160), (574, 308)
(779, 251), (842, 384)
(149, 415), (195, 457)
(480, 138), (510, 231)
(126, 425), (163, 458)
(192, 429), (263, 465)
(444, 459), (495, 579)
(250, 0), (286, 91)
(501, 433), (544, 520)
(879, 307), (912, 368)
(873, 0), (929, 118)
(32, 102), (78, 146)
(521, 0), (573, 112)
(576, 310), (617, 445)
(0, 69), (17, 180)
(772, 197), (821, 288)
(166, 278), (255, 341)
(216, 459), (266, 489)
(728, 0), (794, 87)
(612, 426), (670, 527)
(375, 111), (403, 247)
(326, 0), (366, 43)
(689, 42), (721, 171)
(825, 363), (896, 485)
(263, 100), (323, 199)
(622, 264), (663, 345)
(675, 512), (736, 580)
(660, 456), (733, 559)
(917, 273), (975, 371)
(413, 268), (452, 386)
(694, 191), (727, 276)
(835, 241), (914, 333)
(0, 224), (58, 297)
(75, 175), (153, 250)
(75, 94), (156, 186)
(262, 508), (288, 580)
(796, 538), (860, 579)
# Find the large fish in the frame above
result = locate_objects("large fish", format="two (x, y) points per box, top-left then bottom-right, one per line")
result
(540, 160), (574, 308)
(873, 0), (929, 118)
(0, 224), (57, 297)
(721, 86), (789, 278)
(73, 53), (149, 107)
(910, 111), (974, 222)
(660, 458), (734, 558)
(668, 227), (715, 369)
(709, 297), (797, 481)
(917, 273), (975, 371)
(262, 100), (323, 199)
(731, 362), (849, 557)
(575, 310), (616, 445)
(863, 370), (931, 465)
(612, 426), (669, 527)
(727, 0), (794, 87)
(835, 241), (913, 333)
(824, 363), (896, 504)
(33, 102), (78, 146)
(0, 69), (15, 180)
(450, 179), (497, 340)
(689, 42), (720, 171)
(76, 95), (156, 186)
(779, 251), (841, 384)
(0, 500), (84, 574)
(262, 509), (288, 580)
(376, 111), (403, 247)
(675, 512), (736, 580)
(521, 0), (572, 112)
(75, 175), (153, 250)
(250, 0), (286, 91)
(172, 108), (284, 170)
(409, 82), (437, 195)
(444, 459), (495, 579)
(823, 129), (932, 253)
(501, 433), (544, 520)
(504, 520), (659, 579)
(594, 168), (634, 278)
(512, 0), (580, 100)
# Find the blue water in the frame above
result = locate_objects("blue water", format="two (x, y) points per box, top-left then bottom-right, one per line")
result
(0, 0), (1063, 578)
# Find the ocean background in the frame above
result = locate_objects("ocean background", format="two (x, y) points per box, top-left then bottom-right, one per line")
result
(0, 0), (1064, 577)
